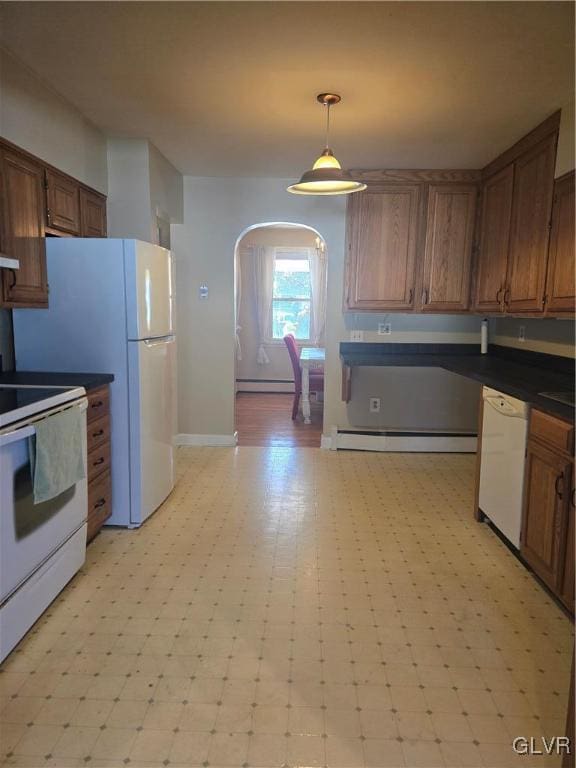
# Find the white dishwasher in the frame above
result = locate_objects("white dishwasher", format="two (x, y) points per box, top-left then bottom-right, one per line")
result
(478, 387), (529, 548)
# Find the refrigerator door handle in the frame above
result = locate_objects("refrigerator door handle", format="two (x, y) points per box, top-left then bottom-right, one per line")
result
(143, 335), (176, 347)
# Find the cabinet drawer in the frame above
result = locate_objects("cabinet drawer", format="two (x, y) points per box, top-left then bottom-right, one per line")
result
(87, 471), (111, 542)
(530, 409), (574, 454)
(87, 414), (109, 452)
(87, 386), (109, 423)
(87, 440), (110, 482)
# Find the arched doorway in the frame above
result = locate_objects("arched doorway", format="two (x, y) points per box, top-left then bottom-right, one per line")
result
(234, 222), (327, 447)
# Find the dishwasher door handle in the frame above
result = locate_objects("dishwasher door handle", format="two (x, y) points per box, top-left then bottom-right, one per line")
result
(484, 396), (524, 418)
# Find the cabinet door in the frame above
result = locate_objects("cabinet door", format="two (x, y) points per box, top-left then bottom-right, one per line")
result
(560, 463), (575, 613)
(0, 150), (48, 308)
(473, 165), (514, 313)
(420, 184), (477, 312)
(545, 171), (575, 315)
(521, 439), (571, 591)
(80, 188), (107, 237)
(506, 133), (557, 313)
(345, 185), (420, 311)
(45, 169), (80, 234)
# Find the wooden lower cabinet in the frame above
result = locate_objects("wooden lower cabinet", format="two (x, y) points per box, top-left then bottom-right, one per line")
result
(86, 385), (112, 542)
(521, 409), (574, 614)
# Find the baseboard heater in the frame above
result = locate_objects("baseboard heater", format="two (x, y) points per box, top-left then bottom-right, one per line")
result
(322, 428), (477, 453)
(236, 378), (295, 394)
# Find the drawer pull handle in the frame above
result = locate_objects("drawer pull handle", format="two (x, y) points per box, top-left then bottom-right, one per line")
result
(93, 457), (105, 466)
(571, 488), (575, 509)
(94, 498), (106, 509)
(92, 429), (104, 438)
(554, 473), (564, 500)
(91, 400), (104, 408)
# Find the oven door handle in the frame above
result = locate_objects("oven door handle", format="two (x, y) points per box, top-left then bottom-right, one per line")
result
(0, 425), (36, 447)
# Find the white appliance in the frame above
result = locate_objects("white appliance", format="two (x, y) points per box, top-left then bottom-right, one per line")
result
(0, 385), (88, 662)
(13, 239), (177, 527)
(479, 386), (529, 548)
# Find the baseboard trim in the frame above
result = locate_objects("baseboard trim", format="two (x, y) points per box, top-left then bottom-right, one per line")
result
(321, 430), (477, 453)
(176, 433), (238, 447)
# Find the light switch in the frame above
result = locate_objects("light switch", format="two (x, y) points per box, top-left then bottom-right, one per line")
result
(199, 284), (208, 299)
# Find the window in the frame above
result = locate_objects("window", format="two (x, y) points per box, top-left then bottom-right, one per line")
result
(272, 249), (311, 340)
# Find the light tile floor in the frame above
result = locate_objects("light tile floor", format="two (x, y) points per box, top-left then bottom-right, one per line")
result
(0, 448), (573, 768)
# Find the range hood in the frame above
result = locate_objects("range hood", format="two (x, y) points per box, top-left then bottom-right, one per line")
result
(0, 253), (19, 269)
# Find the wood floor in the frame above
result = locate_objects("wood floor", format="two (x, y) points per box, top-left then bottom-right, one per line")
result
(235, 392), (323, 447)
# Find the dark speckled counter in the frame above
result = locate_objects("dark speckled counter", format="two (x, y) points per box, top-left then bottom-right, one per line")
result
(340, 343), (574, 423)
(0, 371), (114, 391)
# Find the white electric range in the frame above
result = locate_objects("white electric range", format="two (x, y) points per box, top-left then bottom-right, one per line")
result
(0, 385), (88, 662)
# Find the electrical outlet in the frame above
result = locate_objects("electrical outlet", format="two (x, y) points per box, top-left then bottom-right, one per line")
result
(350, 330), (364, 342)
(518, 325), (526, 342)
(378, 323), (392, 335)
(369, 397), (381, 413)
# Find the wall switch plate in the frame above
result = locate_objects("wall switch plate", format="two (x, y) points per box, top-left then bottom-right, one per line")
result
(350, 330), (364, 342)
(369, 397), (381, 413)
(378, 323), (392, 335)
(199, 284), (208, 299)
(518, 325), (526, 342)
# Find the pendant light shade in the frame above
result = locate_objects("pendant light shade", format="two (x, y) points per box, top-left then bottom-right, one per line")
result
(287, 94), (366, 196)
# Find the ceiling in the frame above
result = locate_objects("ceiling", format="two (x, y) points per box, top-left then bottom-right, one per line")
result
(0, 2), (573, 177)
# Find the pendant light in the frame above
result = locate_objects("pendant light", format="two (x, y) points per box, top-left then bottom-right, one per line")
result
(287, 93), (367, 196)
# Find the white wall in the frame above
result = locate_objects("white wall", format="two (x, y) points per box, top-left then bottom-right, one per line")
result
(0, 48), (108, 371)
(237, 226), (319, 385)
(107, 138), (183, 243)
(172, 177), (346, 438)
(0, 48), (107, 192)
(490, 317), (574, 358)
(173, 177), (487, 440)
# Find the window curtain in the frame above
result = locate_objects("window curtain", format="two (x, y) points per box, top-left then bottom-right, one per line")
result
(309, 245), (327, 345)
(234, 249), (243, 362)
(253, 245), (275, 364)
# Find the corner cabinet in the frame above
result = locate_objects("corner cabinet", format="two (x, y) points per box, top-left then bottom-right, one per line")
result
(345, 185), (421, 311)
(472, 116), (559, 316)
(545, 170), (575, 315)
(0, 149), (48, 307)
(420, 184), (477, 312)
(521, 409), (574, 615)
(0, 138), (107, 309)
(472, 165), (514, 313)
(506, 133), (557, 313)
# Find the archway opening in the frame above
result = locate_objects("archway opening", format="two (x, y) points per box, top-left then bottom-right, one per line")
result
(233, 222), (327, 447)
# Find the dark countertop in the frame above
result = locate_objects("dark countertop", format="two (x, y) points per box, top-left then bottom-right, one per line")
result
(340, 343), (574, 423)
(0, 371), (114, 391)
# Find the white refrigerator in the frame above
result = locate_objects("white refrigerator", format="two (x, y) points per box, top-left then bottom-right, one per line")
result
(13, 239), (177, 527)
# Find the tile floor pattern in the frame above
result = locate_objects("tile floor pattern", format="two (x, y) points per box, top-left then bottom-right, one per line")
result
(0, 448), (573, 768)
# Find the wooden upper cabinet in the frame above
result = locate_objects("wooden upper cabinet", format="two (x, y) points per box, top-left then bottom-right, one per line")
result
(45, 169), (80, 234)
(420, 184), (477, 312)
(521, 437), (572, 592)
(345, 185), (420, 311)
(80, 188), (107, 237)
(506, 132), (557, 313)
(545, 170), (575, 315)
(0, 149), (48, 308)
(473, 165), (514, 313)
